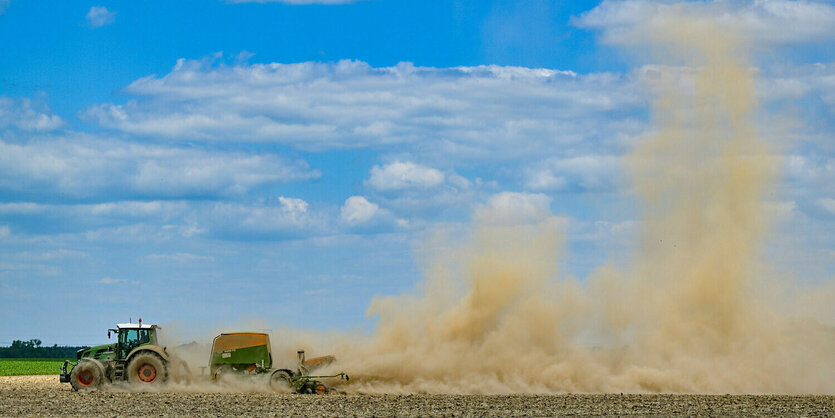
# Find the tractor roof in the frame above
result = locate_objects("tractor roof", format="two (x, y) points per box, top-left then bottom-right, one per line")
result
(116, 323), (159, 329)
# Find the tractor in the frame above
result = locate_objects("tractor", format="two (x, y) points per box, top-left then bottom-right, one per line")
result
(60, 319), (175, 390)
(210, 332), (349, 394)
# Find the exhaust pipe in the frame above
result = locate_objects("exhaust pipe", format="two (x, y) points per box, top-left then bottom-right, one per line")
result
(297, 350), (309, 376)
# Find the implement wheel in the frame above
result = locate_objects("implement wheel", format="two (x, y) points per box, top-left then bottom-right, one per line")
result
(70, 359), (106, 391)
(269, 369), (292, 392)
(214, 364), (235, 381)
(127, 353), (167, 386)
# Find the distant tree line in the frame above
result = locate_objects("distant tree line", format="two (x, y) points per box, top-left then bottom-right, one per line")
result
(0, 339), (87, 358)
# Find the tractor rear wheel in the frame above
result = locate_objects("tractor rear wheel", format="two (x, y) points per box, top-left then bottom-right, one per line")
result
(127, 353), (167, 386)
(70, 359), (106, 391)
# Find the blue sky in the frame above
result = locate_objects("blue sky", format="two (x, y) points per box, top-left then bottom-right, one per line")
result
(1, 0), (834, 345)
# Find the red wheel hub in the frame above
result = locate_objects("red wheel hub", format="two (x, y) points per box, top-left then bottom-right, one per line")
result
(137, 364), (157, 382)
(77, 370), (94, 386)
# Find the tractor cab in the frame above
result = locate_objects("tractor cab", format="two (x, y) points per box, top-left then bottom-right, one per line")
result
(108, 321), (160, 360)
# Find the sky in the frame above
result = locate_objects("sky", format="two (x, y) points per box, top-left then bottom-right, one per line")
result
(0, 0), (834, 345)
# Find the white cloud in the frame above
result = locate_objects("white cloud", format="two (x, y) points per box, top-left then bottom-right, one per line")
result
(208, 196), (326, 239)
(15, 249), (88, 261)
(82, 58), (645, 160)
(821, 198), (835, 215)
(0, 262), (61, 276)
(525, 155), (623, 192)
(0, 96), (63, 131)
(341, 196), (380, 225)
(0, 134), (320, 200)
(86, 6), (116, 28)
(340, 196), (406, 231)
(0, 225), (9, 238)
(0, 201), (187, 217)
(764, 200), (799, 221)
(762, 63), (835, 118)
(145, 253), (215, 263)
(574, 0), (835, 47)
(0, 202), (49, 215)
(785, 155), (833, 182)
(526, 170), (567, 191)
(783, 155), (835, 214)
(99, 277), (138, 285)
(475, 192), (553, 225)
(10, 197), (325, 242)
(278, 196), (308, 214)
(0, 201), (189, 237)
(360, 160), (479, 220)
(367, 161), (446, 192)
(88, 201), (188, 218)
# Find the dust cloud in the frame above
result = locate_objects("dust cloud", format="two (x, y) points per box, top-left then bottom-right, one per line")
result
(321, 15), (835, 394)
(163, 13), (834, 395)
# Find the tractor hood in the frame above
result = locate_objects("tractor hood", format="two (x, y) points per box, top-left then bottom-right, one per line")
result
(78, 343), (116, 360)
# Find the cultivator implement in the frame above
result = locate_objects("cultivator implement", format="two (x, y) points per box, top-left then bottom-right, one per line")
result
(211, 333), (348, 394)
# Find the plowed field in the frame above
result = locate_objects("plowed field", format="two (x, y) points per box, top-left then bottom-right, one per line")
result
(1, 376), (833, 417)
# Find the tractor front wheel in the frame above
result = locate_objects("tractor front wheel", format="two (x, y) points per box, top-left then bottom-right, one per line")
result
(127, 353), (167, 386)
(70, 359), (106, 391)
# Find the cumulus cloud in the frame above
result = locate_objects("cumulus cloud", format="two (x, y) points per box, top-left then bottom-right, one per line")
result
(574, 0), (835, 47)
(207, 196), (327, 240)
(340, 196), (406, 231)
(525, 155), (623, 193)
(475, 192), (553, 225)
(0, 134), (320, 200)
(14, 249), (88, 261)
(367, 161), (446, 192)
(821, 198), (835, 215)
(145, 253), (215, 263)
(785, 154), (834, 184)
(87, 201), (189, 218)
(0, 201), (188, 217)
(82, 58), (645, 160)
(782, 154), (835, 220)
(341, 196), (381, 225)
(360, 160), (479, 220)
(0, 200), (189, 235)
(86, 6), (116, 28)
(762, 63), (835, 124)
(0, 96), (63, 131)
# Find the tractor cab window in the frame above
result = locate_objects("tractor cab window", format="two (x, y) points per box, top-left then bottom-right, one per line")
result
(119, 329), (150, 357)
(138, 330), (150, 344)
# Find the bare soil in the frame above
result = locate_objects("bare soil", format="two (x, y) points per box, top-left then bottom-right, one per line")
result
(1, 375), (833, 417)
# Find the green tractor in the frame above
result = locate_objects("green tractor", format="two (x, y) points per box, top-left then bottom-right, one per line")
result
(60, 319), (174, 390)
(210, 332), (349, 394)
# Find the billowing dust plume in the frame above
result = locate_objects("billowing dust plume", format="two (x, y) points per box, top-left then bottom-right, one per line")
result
(318, 15), (834, 394)
(162, 13), (834, 395)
